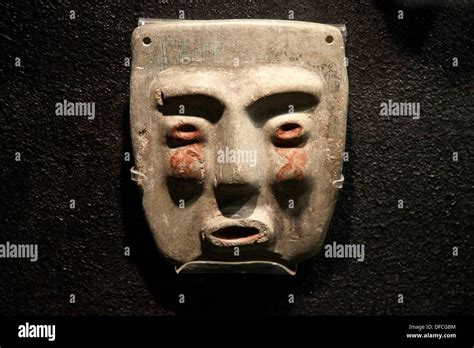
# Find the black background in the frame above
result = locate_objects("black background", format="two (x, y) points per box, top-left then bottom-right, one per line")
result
(0, 0), (473, 317)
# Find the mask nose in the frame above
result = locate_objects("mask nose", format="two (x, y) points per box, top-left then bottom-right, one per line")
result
(212, 109), (262, 218)
(214, 110), (261, 186)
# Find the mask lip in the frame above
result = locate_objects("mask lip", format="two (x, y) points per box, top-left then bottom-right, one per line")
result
(202, 219), (273, 248)
(175, 260), (297, 276)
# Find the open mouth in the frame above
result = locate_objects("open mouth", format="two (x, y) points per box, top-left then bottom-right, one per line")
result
(203, 221), (271, 247)
(213, 226), (260, 242)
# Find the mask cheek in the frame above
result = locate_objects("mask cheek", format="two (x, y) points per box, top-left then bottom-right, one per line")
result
(275, 148), (308, 182)
(169, 144), (205, 181)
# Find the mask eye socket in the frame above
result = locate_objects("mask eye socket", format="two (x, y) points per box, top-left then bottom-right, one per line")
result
(167, 123), (203, 148)
(272, 123), (306, 148)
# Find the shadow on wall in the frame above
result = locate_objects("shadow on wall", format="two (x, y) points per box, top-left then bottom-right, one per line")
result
(374, 0), (439, 52)
(374, 1), (473, 93)
(119, 102), (354, 316)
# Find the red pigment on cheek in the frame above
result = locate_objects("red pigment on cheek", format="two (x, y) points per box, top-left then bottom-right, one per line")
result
(276, 148), (308, 181)
(169, 143), (204, 180)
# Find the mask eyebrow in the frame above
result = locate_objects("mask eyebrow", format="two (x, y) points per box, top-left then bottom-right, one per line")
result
(244, 65), (323, 125)
(153, 67), (230, 102)
(247, 91), (318, 126)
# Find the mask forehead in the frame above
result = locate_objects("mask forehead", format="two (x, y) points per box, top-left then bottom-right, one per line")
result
(130, 20), (348, 272)
(131, 19), (347, 137)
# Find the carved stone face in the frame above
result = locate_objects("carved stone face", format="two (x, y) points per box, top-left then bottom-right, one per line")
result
(130, 20), (348, 272)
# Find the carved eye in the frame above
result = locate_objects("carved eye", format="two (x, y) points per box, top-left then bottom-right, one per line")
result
(167, 124), (203, 148)
(272, 123), (306, 147)
(157, 94), (224, 123)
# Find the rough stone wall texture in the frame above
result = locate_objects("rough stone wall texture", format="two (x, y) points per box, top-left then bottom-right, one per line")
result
(0, 0), (472, 316)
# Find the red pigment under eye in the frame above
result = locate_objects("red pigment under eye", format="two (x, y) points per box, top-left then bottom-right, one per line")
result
(169, 143), (204, 180)
(276, 148), (307, 181)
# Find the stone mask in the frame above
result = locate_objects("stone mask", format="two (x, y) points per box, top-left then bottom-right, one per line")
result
(130, 20), (348, 274)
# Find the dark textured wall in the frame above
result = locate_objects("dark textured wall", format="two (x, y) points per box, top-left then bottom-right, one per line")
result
(0, 0), (472, 317)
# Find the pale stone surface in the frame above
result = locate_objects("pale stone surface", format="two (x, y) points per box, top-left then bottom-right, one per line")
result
(130, 20), (348, 269)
